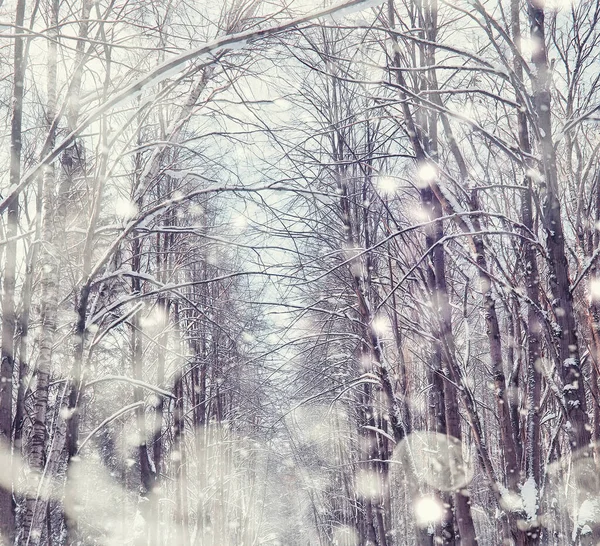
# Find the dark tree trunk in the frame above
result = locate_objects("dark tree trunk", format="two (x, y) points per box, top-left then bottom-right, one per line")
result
(0, 0), (27, 540)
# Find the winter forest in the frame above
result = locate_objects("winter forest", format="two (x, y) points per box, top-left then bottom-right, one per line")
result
(0, 0), (599, 544)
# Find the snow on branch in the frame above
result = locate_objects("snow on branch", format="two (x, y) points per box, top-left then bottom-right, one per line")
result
(85, 375), (175, 399)
(77, 402), (145, 453)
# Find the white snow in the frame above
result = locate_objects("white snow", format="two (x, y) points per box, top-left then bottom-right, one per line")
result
(328, 0), (384, 19)
(498, 484), (523, 513)
(578, 499), (600, 526)
(563, 357), (577, 368)
(590, 278), (600, 302)
(573, 499), (600, 540)
(519, 477), (538, 520)
(223, 38), (249, 51)
(164, 169), (190, 179)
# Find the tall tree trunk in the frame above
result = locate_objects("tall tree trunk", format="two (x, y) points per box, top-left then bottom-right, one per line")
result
(511, 0), (544, 540)
(589, 171), (600, 465)
(0, 0), (27, 540)
(429, 190), (476, 545)
(22, 1), (59, 542)
(149, 202), (174, 545)
(131, 230), (157, 546)
(527, 0), (590, 452)
(384, 1), (534, 541)
(13, 229), (40, 455)
(63, 7), (105, 540)
(387, 0), (479, 540)
(334, 154), (435, 543)
(437, 108), (527, 539)
(526, 4), (596, 541)
(173, 303), (189, 546)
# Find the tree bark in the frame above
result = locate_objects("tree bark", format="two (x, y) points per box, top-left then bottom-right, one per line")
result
(173, 303), (189, 546)
(0, 0), (27, 540)
(22, 1), (59, 542)
(511, 0), (544, 540)
(527, 0), (590, 452)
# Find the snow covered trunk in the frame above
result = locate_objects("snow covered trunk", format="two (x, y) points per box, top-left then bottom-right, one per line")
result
(190, 274), (210, 541)
(387, 0), (480, 541)
(0, 0), (26, 541)
(428, 31), (532, 539)
(527, 0), (597, 541)
(518, 172), (543, 540)
(511, 0), (543, 538)
(470, 197), (523, 484)
(441, 96), (526, 538)
(63, 185), (97, 545)
(173, 371), (189, 546)
(13, 215), (41, 458)
(149, 297), (170, 546)
(387, 253), (413, 434)
(583, 172), (600, 541)
(39, 3), (94, 543)
(429, 192), (477, 546)
(335, 167), (397, 545)
(130, 226), (159, 546)
(148, 164), (177, 546)
(589, 172), (600, 464)
(173, 303), (189, 546)
(587, 301), (600, 454)
(150, 301), (166, 546)
(528, 0), (590, 449)
(412, 14), (460, 544)
(22, 0), (59, 540)
(421, 228), (453, 544)
(415, 110), (460, 543)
